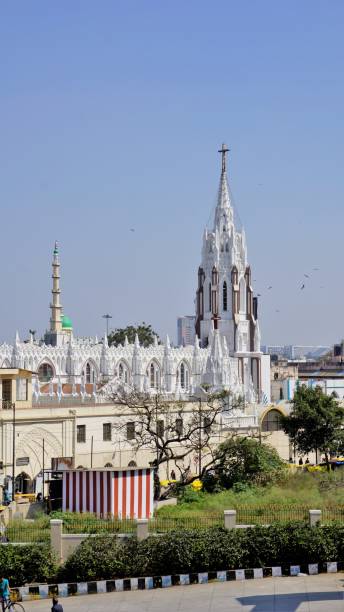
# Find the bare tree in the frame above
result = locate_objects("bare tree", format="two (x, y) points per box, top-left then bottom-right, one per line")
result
(110, 387), (244, 490)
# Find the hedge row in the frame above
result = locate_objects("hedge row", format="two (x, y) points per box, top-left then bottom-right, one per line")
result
(0, 545), (56, 585)
(60, 523), (344, 582)
(4, 523), (344, 585)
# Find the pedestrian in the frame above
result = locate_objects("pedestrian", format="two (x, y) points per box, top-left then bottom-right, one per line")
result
(170, 469), (176, 480)
(298, 457), (303, 466)
(0, 575), (11, 612)
(51, 597), (63, 612)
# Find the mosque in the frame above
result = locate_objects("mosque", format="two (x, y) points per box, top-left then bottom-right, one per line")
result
(0, 146), (270, 405)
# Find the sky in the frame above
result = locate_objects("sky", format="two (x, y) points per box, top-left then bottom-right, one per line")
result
(1, 1), (343, 347)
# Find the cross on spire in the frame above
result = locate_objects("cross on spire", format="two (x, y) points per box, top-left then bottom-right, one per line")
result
(218, 143), (229, 173)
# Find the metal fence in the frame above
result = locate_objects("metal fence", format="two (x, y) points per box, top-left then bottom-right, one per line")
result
(235, 505), (311, 525)
(4, 522), (50, 543)
(61, 517), (137, 534)
(149, 514), (223, 532)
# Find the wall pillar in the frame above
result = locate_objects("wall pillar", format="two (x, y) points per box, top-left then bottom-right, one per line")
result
(224, 510), (236, 530)
(136, 518), (149, 541)
(309, 509), (321, 527)
(50, 519), (63, 563)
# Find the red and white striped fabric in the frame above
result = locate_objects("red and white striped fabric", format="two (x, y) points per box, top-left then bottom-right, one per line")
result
(62, 469), (154, 518)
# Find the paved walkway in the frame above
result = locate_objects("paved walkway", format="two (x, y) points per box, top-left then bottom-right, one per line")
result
(24, 574), (344, 611)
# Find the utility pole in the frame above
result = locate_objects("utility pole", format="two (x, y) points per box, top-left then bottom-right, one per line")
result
(12, 402), (15, 501)
(42, 438), (45, 498)
(102, 314), (112, 338)
(198, 398), (202, 475)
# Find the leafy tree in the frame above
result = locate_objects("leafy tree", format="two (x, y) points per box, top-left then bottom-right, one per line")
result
(108, 322), (159, 348)
(281, 385), (344, 468)
(205, 437), (285, 491)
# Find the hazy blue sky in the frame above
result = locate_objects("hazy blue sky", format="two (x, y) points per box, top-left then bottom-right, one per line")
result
(1, 1), (343, 346)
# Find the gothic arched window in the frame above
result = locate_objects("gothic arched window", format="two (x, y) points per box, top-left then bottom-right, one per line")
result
(179, 362), (189, 390)
(38, 363), (54, 382)
(118, 362), (129, 384)
(208, 282), (212, 312)
(149, 362), (160, 389)
(223, 281), (228, 311)
(239, 277), (246, 313)
(84, 362), (97, 384)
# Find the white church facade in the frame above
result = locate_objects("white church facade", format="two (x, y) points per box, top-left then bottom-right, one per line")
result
(0, 146), (270, 405)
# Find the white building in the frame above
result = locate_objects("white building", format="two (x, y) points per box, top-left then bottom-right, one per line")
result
(0, 146), (270, 405)
(177, 316), (196, 346)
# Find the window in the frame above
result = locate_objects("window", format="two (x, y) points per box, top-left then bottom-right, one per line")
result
(148, 362), (160, 389)
(38, 363), (54, 382)
(85, 362), (96, 384)
(128, 460), (137, 467)
(223, 281), (228, 311)
(77, 425), (86, 443)
(118, 362), (129, 384)
(239, 277), (246, 313)
(2, 380), (11, 402)
(274, 372), (279, 380)
(208, 282), (212, 312)
(261, 409), (282, 432)
(179, 362), (189, 390)
(16, 378), (28, 401)
(279, 388), (284, 400)
(203, 416), (212, 434)
(126, 421), (135, 440)
(175, 418), (183, 436)
(103, 423), (112, 442)
(157, 420), (164, 438)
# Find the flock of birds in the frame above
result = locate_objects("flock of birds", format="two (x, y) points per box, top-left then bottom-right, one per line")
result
(128, 227), (322, 316)
(255, 268), (322, 314)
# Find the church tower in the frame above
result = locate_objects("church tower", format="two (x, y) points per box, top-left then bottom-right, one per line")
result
(195, 145), (260, 357)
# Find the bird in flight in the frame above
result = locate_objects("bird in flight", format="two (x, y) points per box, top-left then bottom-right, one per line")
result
(257, 293), (261, 297)
(130, 228), (135, 232)
(304, 274), (310, 278)
(267, 286), (272, 290)
(300, 283), (305, 290)
(275, 309), (280, 313)
(313, 267), (319, 271)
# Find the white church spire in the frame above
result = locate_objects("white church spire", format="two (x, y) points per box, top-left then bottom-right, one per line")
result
(214, 144), (233, 231)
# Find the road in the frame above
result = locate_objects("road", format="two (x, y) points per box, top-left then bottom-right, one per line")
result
(24, 573), (344, 611)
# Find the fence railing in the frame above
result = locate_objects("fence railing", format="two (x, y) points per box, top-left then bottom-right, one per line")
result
(149, 514), (223, 532)
(4, 521), (50, 543)
(4, 505), (344, 544)
(61, 517), (137, 534)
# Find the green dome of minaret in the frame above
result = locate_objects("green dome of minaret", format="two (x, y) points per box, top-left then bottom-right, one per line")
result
(61, 315), (73, 330)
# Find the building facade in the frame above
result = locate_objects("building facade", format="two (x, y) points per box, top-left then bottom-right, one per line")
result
(177, 316), (196, 347)
(0, 147), (270, 405)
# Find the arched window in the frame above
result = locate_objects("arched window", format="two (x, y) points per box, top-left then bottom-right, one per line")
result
(128, 460), (137, 467)
(118, 362), (129, 384)
(223, 281), (228, 311)
(148, 362), (160, 389)
(84, 362), (97, 384)
(208, 282), (212, 312)
(239, 277), (246, 313)
(38, 363), (54, 382)
(179, 362), (189, 390)
(225, 241), (229, 252)
(261, 409), (283, 432)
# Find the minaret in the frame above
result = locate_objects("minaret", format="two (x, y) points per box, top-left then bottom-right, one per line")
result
(50, 241), (62, 333)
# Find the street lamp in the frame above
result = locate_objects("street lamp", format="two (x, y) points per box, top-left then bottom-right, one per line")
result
(102, 314), (112, 338)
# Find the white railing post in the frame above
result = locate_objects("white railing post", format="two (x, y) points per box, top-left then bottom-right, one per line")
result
(224, 510), (237, 530)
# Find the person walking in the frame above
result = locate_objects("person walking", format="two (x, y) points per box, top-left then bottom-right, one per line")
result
(51, 597), (63, 612)
(0, 576), (11, 612)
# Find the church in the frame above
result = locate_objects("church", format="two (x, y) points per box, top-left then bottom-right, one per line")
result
(0, 147), (270, 405)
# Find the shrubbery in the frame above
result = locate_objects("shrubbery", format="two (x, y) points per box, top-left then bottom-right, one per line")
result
(58, 523), (344, 582)
(5, 522), (344, 585)
(0, 544), (56, 585)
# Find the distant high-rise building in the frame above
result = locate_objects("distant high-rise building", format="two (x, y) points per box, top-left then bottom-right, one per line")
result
(177, 316), (196, 346)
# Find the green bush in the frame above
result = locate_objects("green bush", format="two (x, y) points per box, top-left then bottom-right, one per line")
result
(0, 544), (56, 585)
(60, 523), (344, 582)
